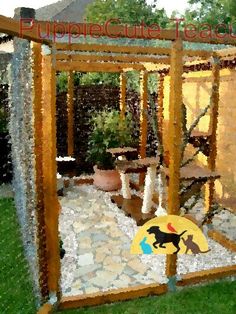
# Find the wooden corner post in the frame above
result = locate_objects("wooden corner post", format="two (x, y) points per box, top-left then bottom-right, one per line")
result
(67, 71), (75, 156)
(119, 72), (127, 119)
(139, 70), (148, 186)
(205, 55), (220, 213)
(41, 45), (61, 298)
(32, 42), (50, 300)
(166, 39), (183, 278)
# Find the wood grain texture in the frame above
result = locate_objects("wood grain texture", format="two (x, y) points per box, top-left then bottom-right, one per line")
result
(37, 303), (53, 314)
(56, 53), (171, 64)
(139, 71), (148, 186)
(119, 72), (127, 118)
(166, 39), (183, 278)
(32, 42), (49, 299)
(42, 53), (61, 294)
(208, 229), (236, 252)
(59, 283), (167, 310)
(56, 61), (146, 72)
(67, 71), (74, 156)
(177, 265), (236, 286)
(205, 58), (220, 213)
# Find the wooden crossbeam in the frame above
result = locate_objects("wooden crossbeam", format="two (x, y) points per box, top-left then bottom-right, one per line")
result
(56, 61), (146, 72)
(35, 20), (236, 45)
(56, 43), (172, 55)
(56, 43), (211, 58)
(216, 47), (236, 58)
(55, 53), (171, 64)
(0, 14), (235, 46)
(0, 15), (50, 44)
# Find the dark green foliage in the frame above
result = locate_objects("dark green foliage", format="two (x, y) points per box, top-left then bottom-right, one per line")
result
(57, 72), (82, 93)
(85, 0), (169, 27)
(0, 107), (8, 133)
(184, 0), (236, 33)
(87, 110), (136, 170)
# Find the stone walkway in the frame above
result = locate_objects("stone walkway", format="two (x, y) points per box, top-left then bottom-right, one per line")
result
(59, 183), (236, 297)
(59, 184), (166, 296)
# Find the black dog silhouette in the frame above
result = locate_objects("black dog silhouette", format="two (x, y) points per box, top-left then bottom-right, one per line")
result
(147, 226), (187, 254)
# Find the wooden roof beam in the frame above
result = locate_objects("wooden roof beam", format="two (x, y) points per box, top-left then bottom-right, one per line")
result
(0, 14), (235, 46)
(56, 61), (146, 72)
(55, 43), (211, 58)
(0, 15), (51, 44)
(37, 20), (236, 45)
(55, 53), (171, 64)
(215, 47), (236, 58)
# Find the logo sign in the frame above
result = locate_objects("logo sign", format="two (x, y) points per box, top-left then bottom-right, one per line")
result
(131, 215), (209, 255)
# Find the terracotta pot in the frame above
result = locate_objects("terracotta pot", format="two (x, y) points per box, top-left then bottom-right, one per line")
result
(93, 165), (121, 191)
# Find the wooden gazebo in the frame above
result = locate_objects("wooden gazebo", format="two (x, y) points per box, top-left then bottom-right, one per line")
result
(1, 11), (236, 312)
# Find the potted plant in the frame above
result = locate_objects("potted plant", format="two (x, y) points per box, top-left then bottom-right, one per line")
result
(87, 109), (135, 191)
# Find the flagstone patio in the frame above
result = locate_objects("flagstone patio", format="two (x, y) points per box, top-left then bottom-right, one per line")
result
(59, 182), (236, 297)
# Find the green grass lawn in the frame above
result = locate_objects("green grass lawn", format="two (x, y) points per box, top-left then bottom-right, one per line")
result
(0, 198), (37, 314)
(0, 197), (236, 314)
(57, 279), (236, 314)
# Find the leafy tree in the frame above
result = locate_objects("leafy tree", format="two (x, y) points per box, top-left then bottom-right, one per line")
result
(184, 0), (236, 33)
(78, 0), (169, 91)
(85, 0), (169, 27)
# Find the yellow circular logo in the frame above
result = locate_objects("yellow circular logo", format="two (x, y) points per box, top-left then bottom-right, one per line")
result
(131, 215), (209, 255)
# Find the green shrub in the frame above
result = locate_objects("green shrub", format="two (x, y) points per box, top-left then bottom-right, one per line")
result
(0, 108), (8, 133)
(87, 110), (136, 170)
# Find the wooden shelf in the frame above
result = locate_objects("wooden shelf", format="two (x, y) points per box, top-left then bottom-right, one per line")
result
(106, 147), (138, 160)
(190, 130), (211, 138)
(164, 164), (220, 181)
(116, 157), (160, 174)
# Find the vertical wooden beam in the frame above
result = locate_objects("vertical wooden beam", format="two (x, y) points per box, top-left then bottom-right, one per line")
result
(67, 71), (74, 156)
(166, 39), (183, 278)
(157, 73), (165, 158)
(32, 42), (49, 300)
(205, 55), (220, 213)
(41, 48), (61, 296)
(139, 70), (148, 186)
(119, 72), (126, 119)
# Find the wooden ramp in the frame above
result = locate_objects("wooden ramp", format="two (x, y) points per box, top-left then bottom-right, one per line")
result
(111, 194), (156, 226)
(216, 197), (236, 214)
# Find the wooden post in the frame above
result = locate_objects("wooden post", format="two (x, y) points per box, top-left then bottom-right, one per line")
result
(32, 42), (49, 300)
(67, 71), (74, 156)
(205, 55), (220, 213)
(41, 47), (61, 297)
(157, 73), (164, 147)
(166, 39), (183, 278)
(139, 70), (148, 186)
(119, 72), (126, 118)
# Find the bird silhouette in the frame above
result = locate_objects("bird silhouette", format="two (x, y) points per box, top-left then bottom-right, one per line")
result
(167, 222), (177, 233)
